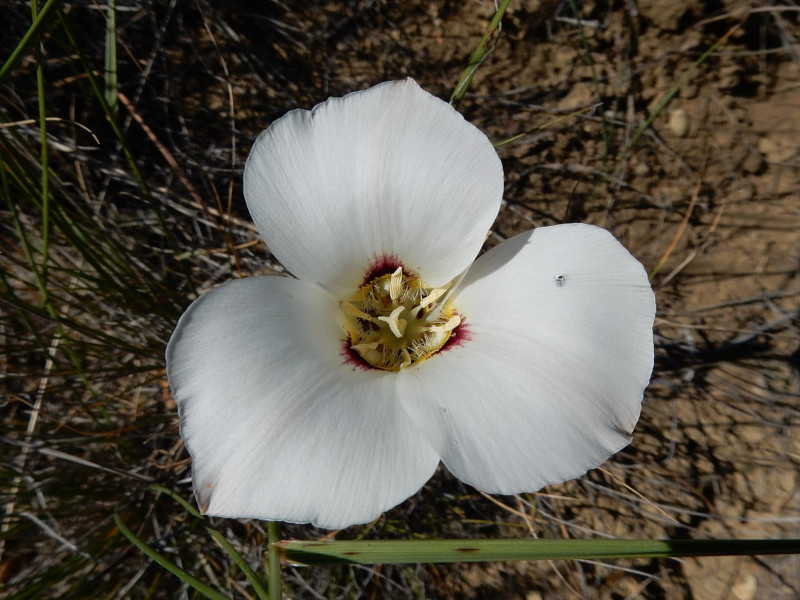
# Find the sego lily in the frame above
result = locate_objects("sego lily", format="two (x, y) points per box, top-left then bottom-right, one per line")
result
(166, 79), (656, 529)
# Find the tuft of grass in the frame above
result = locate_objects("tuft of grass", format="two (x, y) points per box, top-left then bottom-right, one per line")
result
(0, 1), (301, 596)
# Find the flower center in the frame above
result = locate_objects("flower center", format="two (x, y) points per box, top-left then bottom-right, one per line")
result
(342, 267), (460, 371)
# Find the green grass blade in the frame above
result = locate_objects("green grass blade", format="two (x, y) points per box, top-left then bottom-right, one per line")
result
(450, 0), (512, 109)
(113, 510), (230, 600)
(57, 8), (197, 292)
(104, 0), (118, 115)
(148, 487), (270, 600)
(268, 521), (282, 600)
(276, 538), (800, 566)
(149, 486), (204, 518)
(0, 0), (63, 84)
(31, 0), (51, 302)
(1, 145), (93, 384)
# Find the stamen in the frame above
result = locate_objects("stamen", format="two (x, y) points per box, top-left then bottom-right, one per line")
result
(429, 314), (461, 333)
(342, 267), (461, 371)
(399, 347), (412, 369)
(342, 301), (376, 322)
(388, 267), (403, 301)
(409, 285), (449, 318)
(420, 286), (447, 308)
(351, 341), (379, 352)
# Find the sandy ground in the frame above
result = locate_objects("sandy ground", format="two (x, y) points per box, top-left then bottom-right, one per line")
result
(266, 2), (800, 597)
(2, 0), (798, 598)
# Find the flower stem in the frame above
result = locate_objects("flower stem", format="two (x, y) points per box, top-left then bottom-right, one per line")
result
(268, 521), (282, 600)
(275, 537), (800, 566)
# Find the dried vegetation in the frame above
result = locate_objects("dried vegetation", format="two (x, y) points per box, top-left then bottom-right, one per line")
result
(1, 0), (798, 598)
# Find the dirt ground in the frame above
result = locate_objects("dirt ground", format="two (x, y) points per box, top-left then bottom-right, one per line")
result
(262, 1), (800, 598)
(2, 0), (799, 598)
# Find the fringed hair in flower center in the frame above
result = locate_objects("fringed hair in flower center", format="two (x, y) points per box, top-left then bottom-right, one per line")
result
(342, 265), (461, 370)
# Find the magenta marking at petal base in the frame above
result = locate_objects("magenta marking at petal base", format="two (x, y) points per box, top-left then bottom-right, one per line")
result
(439, 315), (471, 354)
(362, 254), (405, 285)
(340, 336), (376, 371)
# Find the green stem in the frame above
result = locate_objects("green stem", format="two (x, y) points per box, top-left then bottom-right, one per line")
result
(276, 537), (800, 566)
(268, 521), (282, 600)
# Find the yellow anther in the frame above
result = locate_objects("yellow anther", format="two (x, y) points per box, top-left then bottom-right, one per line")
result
(342, 266), (461, 371)
(351, 342), (380, 352)
(399, 347), (412, 369)
(429, 314), (461, 333)
(388, 267), (404, 301)
(421, 286), (447, 308)
(342, 301), (375, 322)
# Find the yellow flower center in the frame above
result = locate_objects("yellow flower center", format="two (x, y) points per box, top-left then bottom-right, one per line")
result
(342, 267), (460, 371)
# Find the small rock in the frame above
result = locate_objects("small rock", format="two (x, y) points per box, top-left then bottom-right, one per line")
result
(669, 109), (691, 137)
(732, 573), (757, 600)
(758, 136), (797, 163)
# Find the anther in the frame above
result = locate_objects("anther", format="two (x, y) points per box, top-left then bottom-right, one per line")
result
(342, 266), (461, 370)
(342, 301), (375, 322)
(429, 314), (461, 333)
(388, 267), (403, 301)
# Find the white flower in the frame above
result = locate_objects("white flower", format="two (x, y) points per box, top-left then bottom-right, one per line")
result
(166, 79), (656, 530)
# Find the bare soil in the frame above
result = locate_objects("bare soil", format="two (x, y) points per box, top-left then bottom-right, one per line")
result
(278, 1), (800, 598)
(2, 0), (798, 598)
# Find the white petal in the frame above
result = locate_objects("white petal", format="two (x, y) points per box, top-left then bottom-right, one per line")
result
(166, 276), (439, 529)
(397, 224), (655, 493)
(243, 79), (503, 296)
